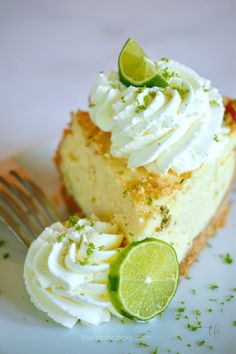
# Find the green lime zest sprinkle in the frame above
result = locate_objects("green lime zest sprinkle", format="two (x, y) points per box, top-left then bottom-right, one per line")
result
(203, 85), (209, 92)
(137, 87), (145, 94)
(210, 100), (220, 107)
(197, 340), (205, 346)
(143, 91), (157, 107)
(135, 90), (157, 113)
(111, 82), (123, 90)
(152, 348), (159, 354)
(160, 57), (169, 62)
(77, 257), (89, 265)
(123, 189), (128, 198)
(88, 218), (95, 227)
(146, 196), (153, 206)
(135, 103), (146, 113)
(68, 215), (80, 227)
(160, 205), (171, 229)
(176, 307), (185, 313)
(86, 242), (95, 256)
(56, 234), (66, 243)
(162, 67), (179, 80)
(75, 223), (86, 232)
(210, 283), (219, 290)
(121, 96), (126, 104)
(187, 322), (201, 331)
(226, 294), (234, 302)
(222, 253), (233, 264)
(136, 341), (150, 347)
(195, 309), (201, 316)
(98, 245), (105, 251)
(233, 321), (236, 327)
(214, 134), (220, 142)
(176, 335), (182, 340)
(173, 84), (189, 100)
(0, 240), (5, 247)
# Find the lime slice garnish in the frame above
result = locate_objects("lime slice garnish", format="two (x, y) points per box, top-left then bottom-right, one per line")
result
(107, 238), (179, 321)
(118, 38), (168, 88)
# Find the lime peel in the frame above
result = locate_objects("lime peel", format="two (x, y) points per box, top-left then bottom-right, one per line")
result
(118, 38), (168, 88)
(107, 238), (179, 321)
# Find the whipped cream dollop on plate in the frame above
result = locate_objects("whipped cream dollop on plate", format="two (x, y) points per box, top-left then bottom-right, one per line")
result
(24, 216), (124, 328)
(89, 59), (229, 174)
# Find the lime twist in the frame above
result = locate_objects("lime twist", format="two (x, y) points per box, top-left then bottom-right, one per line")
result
(118, 38), (168, 88)
(107, 238), (179, 321)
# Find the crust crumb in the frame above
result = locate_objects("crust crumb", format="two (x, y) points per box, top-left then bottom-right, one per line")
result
(124, 171), (191, 205)
(60, 185), (85, 217)
(76, 111), (111, 154)
(224, 98), (236, 133)
(54, 149), (61, 166)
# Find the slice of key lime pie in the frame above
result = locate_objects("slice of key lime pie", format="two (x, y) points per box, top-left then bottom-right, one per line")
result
(56, 38), (236, 275)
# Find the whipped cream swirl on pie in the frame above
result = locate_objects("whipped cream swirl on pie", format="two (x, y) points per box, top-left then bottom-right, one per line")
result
(89, 59), (229, 174)
(24, 217), (124, 328)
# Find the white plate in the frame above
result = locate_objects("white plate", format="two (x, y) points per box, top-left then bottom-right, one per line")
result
(0, 141), (235, 354)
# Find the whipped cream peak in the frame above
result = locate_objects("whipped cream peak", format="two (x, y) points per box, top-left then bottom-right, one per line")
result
(89, 58), (229, 174)
(24, 217), (124, 328)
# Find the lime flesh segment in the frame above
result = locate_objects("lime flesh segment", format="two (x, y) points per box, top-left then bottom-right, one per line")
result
(107, 238), (179, 321)
(118, 38), (168, 88)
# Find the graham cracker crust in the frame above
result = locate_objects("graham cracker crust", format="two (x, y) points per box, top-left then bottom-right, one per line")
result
(60, 182), (232, 276)
(61, 185), (86, 218)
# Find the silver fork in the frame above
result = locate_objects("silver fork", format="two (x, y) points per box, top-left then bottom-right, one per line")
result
(0, 159), (60, 247)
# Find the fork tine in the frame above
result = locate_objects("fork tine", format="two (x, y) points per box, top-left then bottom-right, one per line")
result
(0, 188), (41, 237)
(10, 170), (60, 222)
(0, 205), (31, 247)
(0, 175), (48, 230)
(0, 159), (61, 248)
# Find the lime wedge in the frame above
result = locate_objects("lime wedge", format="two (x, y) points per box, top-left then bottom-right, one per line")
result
(107, 238), (179, 321)
(118, 38), (168, 88)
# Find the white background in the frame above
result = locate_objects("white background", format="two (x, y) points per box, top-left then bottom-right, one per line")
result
(0, 0), (235, 159)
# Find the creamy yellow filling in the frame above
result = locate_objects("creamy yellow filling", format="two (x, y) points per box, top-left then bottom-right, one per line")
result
(59, 116), (236, 263)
